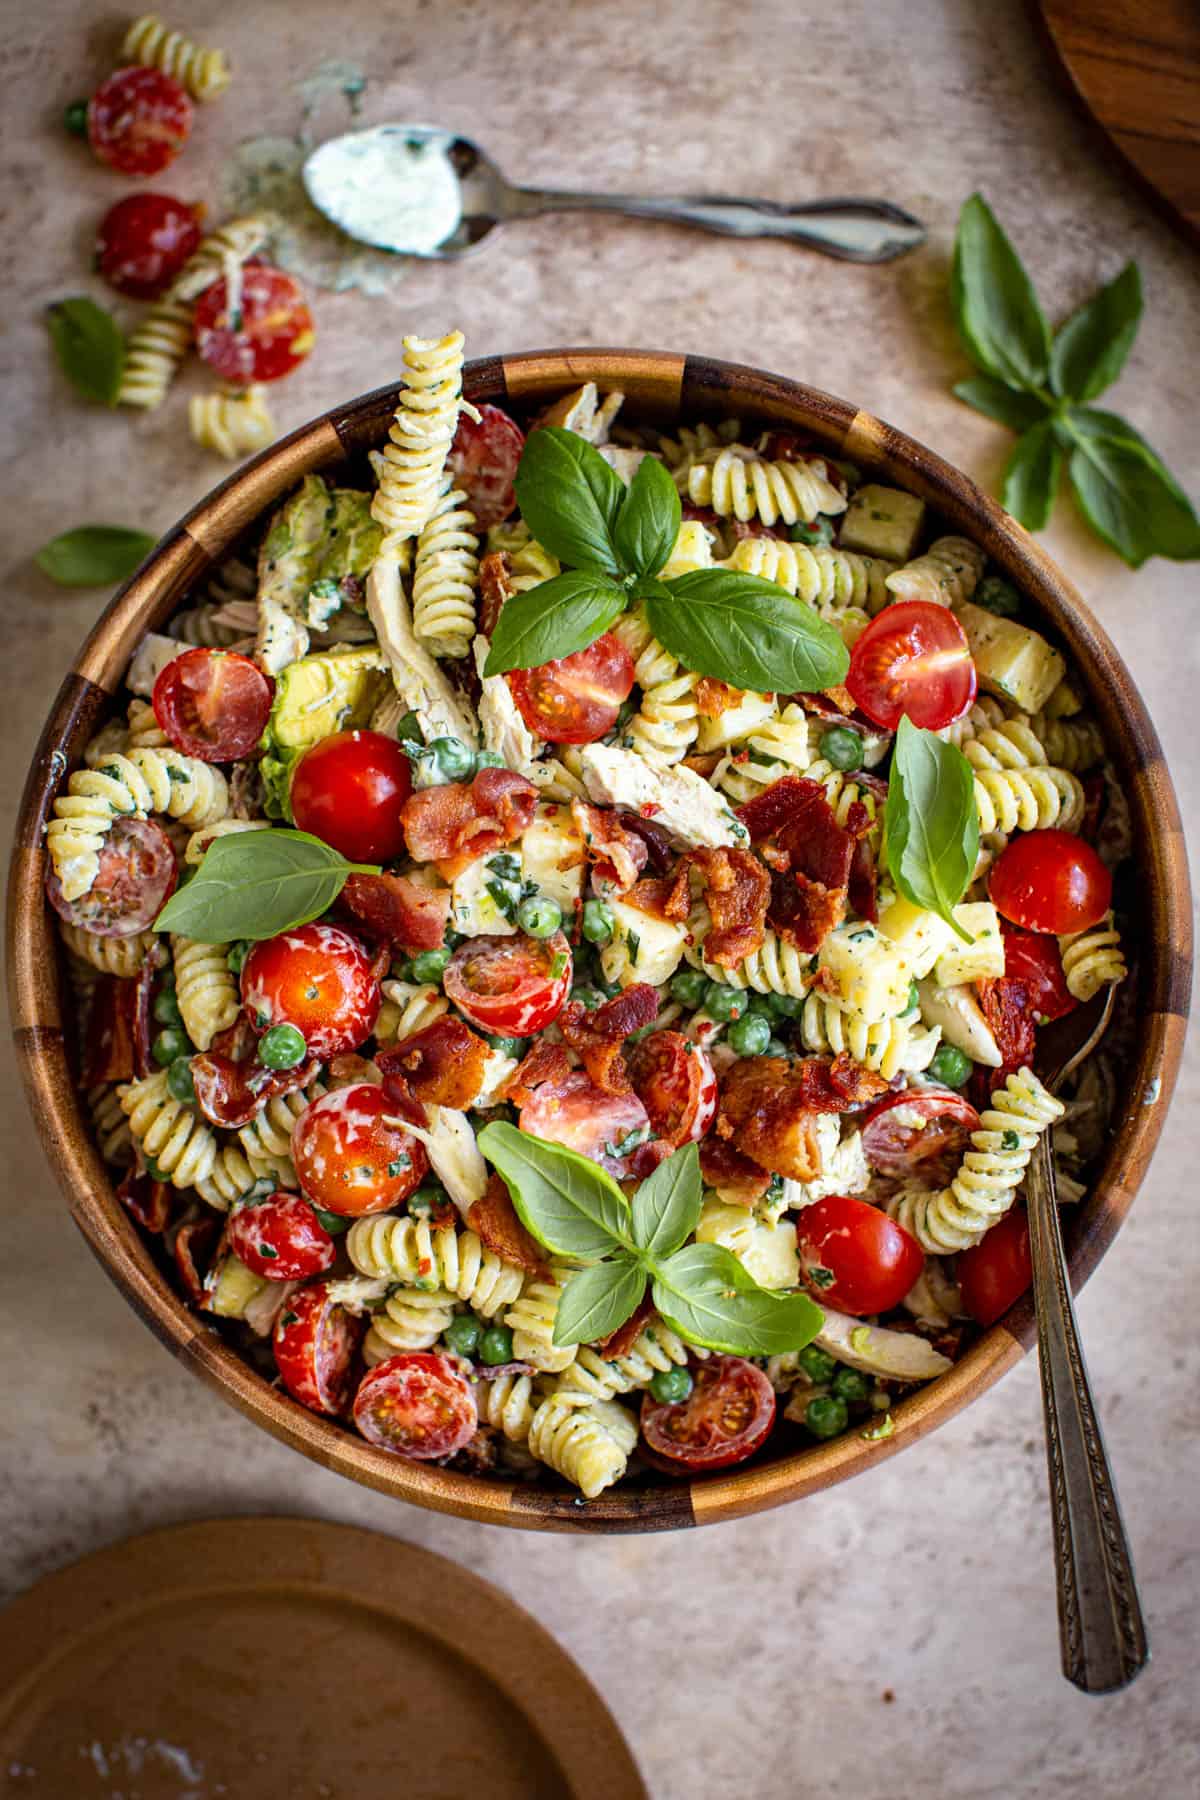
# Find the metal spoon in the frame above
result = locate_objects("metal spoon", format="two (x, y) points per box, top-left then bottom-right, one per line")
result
(1030, 985), (1148, 1692)
(302, 123), (926, 263)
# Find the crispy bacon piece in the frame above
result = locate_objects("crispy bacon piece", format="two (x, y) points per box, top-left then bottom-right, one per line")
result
(468, 1174), (550, 1278)
(595, 1294), (656, 1358)
(326, 1052), (382, 1088)
(571, 799), (648, 892)
(81, 975), (138, 1086)
(615, 810), (675, 874)
(627, 1030), (712, 1147)
(821, 684), (857, 715)
(739, 775), (860, 953)
(848, 834), (878, 924)
(191, 1051), (322, 1130)
(173, 1214), (221, 1308)
(714, 1054), (887, 1180)
(795, 1051), (890, 1111)
(478, 550), (513, 639)
(698, 1134), (772, 1204)
(376, 1017), (490, 1110)
(340, 871), (451, 952)
(696, 677), (750, 719)
(558, 984), (660, 1094)
(768, 868), (846, 954)
(686, 846), (769, 968)
(500, 1040), (573, 1107)
(116, 1165), (174, 1234)
(730, 516), (788, 542)
(625, 865), (691, 924)
(975, 975), (1037, 1089)
(402, 767), (537, 880)
(793, 689), (887, 741)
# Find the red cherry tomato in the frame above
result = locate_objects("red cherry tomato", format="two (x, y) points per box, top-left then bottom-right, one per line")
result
(290, 730), (413, 864)
(353, 1352), (478, 1459)
(627, 1032), (717, 1146)
(447, 403), (525, 528)
(87, 68), (193, 176)
(846, 600), (977, 731)
(444, 932), (572, 1035)
(795, 1194), (925, 1316)
(640, 1356), (775, 1472)
(292, 1084), (428, 1216)
(958, 1205), (1032, 1326)
(518, 1071), (652, 1179)
(44, 815), (177, 937)
(860, 1090), (981, 1178)
(273, 1280), (365, 1414)
(152, 648), (274, 762)
(1000, 923), (1076, 1023)
(226, 1192), (336, 1280)
(95, 192), (202, 298)
(508, 632), (634, 745)
(989, 829), (1112, 935)
(194, 264), (315, 385)
(241, 923), (381, 1059)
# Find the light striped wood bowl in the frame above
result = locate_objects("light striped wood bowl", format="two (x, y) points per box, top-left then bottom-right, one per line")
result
(7, 351), (1191, 1531)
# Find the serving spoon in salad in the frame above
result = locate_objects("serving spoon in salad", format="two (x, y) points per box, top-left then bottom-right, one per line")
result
(302, 123), (927, 263)
(1029, 985), (1148, 1693)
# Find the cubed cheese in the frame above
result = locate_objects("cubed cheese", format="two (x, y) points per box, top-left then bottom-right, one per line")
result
(957, 602), (1065, 714)
(934, 902), (1005, 987)
(839, 484), (926, 563)
(601, 895), (688, 988)
(817, 922), (914, 1022)
(695, 689), (777, 753)
(877, 895), (957, 979)
(449, 857), (517, 938)
(521, 802), (586, 914)
(659, 519), (715, 578)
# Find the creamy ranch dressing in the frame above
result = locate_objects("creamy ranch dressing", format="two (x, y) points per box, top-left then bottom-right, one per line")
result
(304, 126), (464, 254)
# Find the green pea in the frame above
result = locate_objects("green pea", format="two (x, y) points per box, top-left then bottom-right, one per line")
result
(166, 1056), (196, 1104)
(832, 1367), (871, 1403)
(765, 1036), (792, 1058)
(929, 1042), (973, 1088)
(975, 575), (1021, 617)
(819, 725), (864, 773)
(153, 987), (185, 1028)
(226, 941), (250, 977)
(517, 893), (563, 938)
(768, 992), (803, 1019)
(310, 1205), (349, 1237)
(258, 1023), (307, 1070)
(790, 515), (835, 547)
(728, 1012), (771, 1057)
(408, 1184), (448, 1219)
(409, 946), (451, 983)
(479, 1325), (514, 1366)
(581, 898), (614, 945)
(798, 1345), (837, 1384)
(745, 992), (776, 1018)
(486, 1035), (529, 1058)
(63, 100), (89, 137)
(473, 748), (505, 771)
(649, 1366), (694, 1405)
(445, 1314), (482, 1356)
(704, 980), (745, 1022)
(428, 736), (475, 782)
(805, 1394), (850, 1440)
(152, 1027), (189, 1067)
(669, 969), (708, 1009)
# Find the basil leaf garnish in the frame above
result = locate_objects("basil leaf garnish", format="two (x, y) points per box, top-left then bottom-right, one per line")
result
(483, 569), (626, 677)
(644, 568), (849, 694)
(612, 453), (682, 580)
(1049, 261), (1142, 405)
(476, 1121), (632, 1259)
(652, 1244), (823, 1357)
(1002, 421), (1063, 533)
(35, 525), (155, 587)
(630, 1141), (701, 1260)
(46, 297), (126, 406)
(513, 427), (624, 575)
(154, 829), (378, 942)
(884, 717), (978, 941)
(1064, 427), (1200, 569)
(553, 1254), (647, 1348)
(953, 376), (1050, 435)
(951, 193), (1050, 391)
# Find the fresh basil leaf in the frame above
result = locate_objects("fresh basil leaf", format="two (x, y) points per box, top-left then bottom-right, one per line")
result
(46, 297), (125, 406)
(884, 716), (979, 941)
(482, 569), (626, 676)
(951, 194), (1050, 392)
(652, 1244), (823, 1357)
(631, 1142), (702, 1260)
(34, 525), (155, 587)
(612, 454), (682, 579)
(513, 427), (624, 575)
(952, 376), (1050, 435)
(1065, 429), (1200, 569)
(154, 829), (376, 941)
(646, 569), (849, 694)
(476, 1121), (632, 1259)
(1050, 261), (1142, 404)
(1001, 421), (1062, 532)
(553, 1254), (646, 1347)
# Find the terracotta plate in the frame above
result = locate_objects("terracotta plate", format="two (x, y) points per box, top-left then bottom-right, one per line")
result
(0, 1518), (647, 1798)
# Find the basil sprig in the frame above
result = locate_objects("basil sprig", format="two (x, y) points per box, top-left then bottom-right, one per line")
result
(485, 427), (849, 694)
(477, 1127), (823, 1357)
(155, 829), (379, 942)
(35, 525), (155, 587)
(46, 297), (126, 406)
(951, 194), (1199, 567)
(883, 717), (978, 942)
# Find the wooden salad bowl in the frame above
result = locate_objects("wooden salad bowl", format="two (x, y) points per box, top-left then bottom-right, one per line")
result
(7, 351), (1192, 1532)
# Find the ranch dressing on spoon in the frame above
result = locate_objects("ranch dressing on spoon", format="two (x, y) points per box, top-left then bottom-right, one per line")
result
(303, 125), (464, 254)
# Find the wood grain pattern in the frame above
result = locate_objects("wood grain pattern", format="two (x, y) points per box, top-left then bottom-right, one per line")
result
(1037, 0), (1200, 247)
(5, 351), (1191, 1533)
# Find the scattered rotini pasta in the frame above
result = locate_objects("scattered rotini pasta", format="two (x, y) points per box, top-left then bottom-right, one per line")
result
(973, 764), (1084, 836)
(119, 1069), (218, 1189)
(121, 14), (232, 101)
(681, 446), (846, 528)
(1059, 915), (1127, 1002)
(884, 535), (985, 608)
(47, 749), (228, 900)
(527, 1391), (638, 1499)
(346, 1216), (524, 1318)
(59, 920), (160, 976)
(189, 386), (276, 461)
(796, 992), (941, 1079)
(505, 1271), (578, 1374)
(371, 331), (468, 548)
(411, 479), (480, 658)
(172, 936), (239, 1050)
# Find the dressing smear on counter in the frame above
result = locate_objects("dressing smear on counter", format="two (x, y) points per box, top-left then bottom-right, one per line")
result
(304, 126), (463, 254)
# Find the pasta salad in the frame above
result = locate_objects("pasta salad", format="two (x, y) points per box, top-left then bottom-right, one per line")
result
(45, 330), (1131, 1499)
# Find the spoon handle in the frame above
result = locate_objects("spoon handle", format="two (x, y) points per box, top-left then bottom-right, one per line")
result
(505, 186), (925, 262)
(1026, 1136), (1149, 1692)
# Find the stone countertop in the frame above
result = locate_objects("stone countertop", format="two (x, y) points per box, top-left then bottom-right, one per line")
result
(2, 3), (1197, 1795)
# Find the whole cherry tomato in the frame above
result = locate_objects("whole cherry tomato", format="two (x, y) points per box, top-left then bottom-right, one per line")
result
(241, 923), (381, 1059)
(290, 730), (412, 864)
(227, 1192), (336, 1280)
(292, 1084), (428, 1217)
(795, 1194), (924, 1316)
(989, 829), (1112, 935)
(958, 1205), (1032, 1326)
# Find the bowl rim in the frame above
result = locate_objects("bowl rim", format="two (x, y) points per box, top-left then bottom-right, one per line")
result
(8, 347), (1192, 1533)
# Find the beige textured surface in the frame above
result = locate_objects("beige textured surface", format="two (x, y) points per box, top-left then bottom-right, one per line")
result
(2, 3), (1197, 1795)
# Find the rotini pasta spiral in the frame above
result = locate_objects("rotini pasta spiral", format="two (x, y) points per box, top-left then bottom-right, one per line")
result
(346, 1216), (525, 1318)
(184, 818), (270, 865)
(48, 750), (228, 900)
(504, 1270), (578, 1373)
(117, 219), (269, 409)
(236, 1084), (321, 1172)
(611, 609), (701, 766)
(375, 980), (449, 1046)
(121, 14), (232, 101)
(195, 1144), (280, 1209)
(961, 719), (1050, 773)
(1029, 712), (1105, 772)
(940, 695), (1012, 748)
(715, 704), (811, 803)
(723, 535), (892, 615)
(364, 1288), (458, 1360)
(126, 698), (168, 749)
(655, 419), (740, 469)
(119, 1069), (217, 1189)
(88, 1084), (133, 1164)
(189, 386), (275, 461)
(688, 919), (813, 998)
(884, 536), (985, 609)
(681, 447), (846, 528)
(797, 992), (941, 1079)
(556, 1322), (692, 1403)
(59, 921), (160, 976)
(1058, 915), (1126, 1001)
(172, 936), (239, 1051)
(527, 1392), (637, 1499)
(475, 1370), (539, 1443)
(371, 331), (466, 548)
(803, 757), (886, 839)
(170, 217), (272, 302)
(411, 479), (479, 658)
(973, 765), (1084, 836)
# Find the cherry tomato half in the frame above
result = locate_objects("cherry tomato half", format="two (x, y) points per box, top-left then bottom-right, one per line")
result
(290, 729), (412, 864)
(846, 600), (976, 731)
(292, 1084), (428, 1217)
(96, 192), (202, 298)
(241, 923), (381, 1059)
(795, 1194), (924, 1316)
(640, 1355), (775, 1472)
(353, 1352), (478, 1459)
(87, 67), (193, 177)
(194, 263), (315, 385)
(626, 1032), (717, 1147)
(957, 1205), (1032, 1326)
(44, 815), (177, 937)
(518, 1071), (652, 1180)
(860, 1090), (981, 1179)
(273, 1280), (364, 1414)
(227, 1191), (336, 1280)
(447, 403), (525, 528)
(508, 632), (634, 745)
(989, 829), (1112, 935)
(152, 648), (273, 763)
(1000, 923), (1076, 1023)
(444, 932), (572, 1035)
